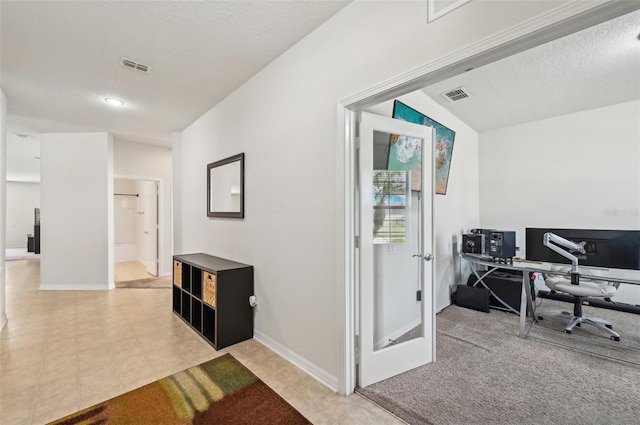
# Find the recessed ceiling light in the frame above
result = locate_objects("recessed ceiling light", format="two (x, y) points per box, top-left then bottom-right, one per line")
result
(104, 97), (125, 106)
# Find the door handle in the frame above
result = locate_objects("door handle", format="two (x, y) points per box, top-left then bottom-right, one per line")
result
(413, 253), (434, 261)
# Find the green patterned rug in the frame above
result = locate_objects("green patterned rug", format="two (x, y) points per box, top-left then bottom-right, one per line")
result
(49, 354), (310, 425)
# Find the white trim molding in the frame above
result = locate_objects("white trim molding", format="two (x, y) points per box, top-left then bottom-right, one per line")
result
(254, 330), (339, 392)
(40, 283), (113, 291)
(336, 105), (357, 395)
(341, 1), (637, 110)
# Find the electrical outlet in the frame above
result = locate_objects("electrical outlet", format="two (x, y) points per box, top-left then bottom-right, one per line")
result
(416, 290), (422, 301)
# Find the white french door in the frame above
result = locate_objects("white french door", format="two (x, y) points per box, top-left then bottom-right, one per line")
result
(358, 112), (436, 387)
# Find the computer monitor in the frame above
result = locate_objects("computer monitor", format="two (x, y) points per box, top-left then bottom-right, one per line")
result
(525, 228), (640, 270)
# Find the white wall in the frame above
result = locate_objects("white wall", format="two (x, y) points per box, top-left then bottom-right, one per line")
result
(480, 100), (640, 249)
(114, 179), (137, 262)
(172, 132), (182, 255)
(6, 182), (40, 248)
(372, 191), (422, 349)
(113, 139), (172, 276)
(40, 133), (114, 290)
(1, 90), (7, 330)
(479, 100), (640, 303)
(174, 0), (577, 388)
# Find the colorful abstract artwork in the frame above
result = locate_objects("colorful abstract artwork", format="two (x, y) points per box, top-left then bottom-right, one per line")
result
(390, 100), (456, 195)
(387, 133), (422, 191)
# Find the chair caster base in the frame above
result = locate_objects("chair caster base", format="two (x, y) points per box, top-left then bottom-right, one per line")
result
(606, 324), (613, 329)
(611, 336), (620, 341)
(564, 330), (572, 334)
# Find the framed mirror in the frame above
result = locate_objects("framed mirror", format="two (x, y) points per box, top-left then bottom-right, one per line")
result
(207, 153), (244, 218)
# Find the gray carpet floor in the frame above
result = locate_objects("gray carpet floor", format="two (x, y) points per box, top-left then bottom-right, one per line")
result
(357, 299), (640, 425)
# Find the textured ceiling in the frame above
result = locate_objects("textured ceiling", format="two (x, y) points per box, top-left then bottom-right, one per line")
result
(3, 3), (639, 182)
(1, 0), (350, 181)
(422, 9), (640, 133)
(1, 1), (350, 144)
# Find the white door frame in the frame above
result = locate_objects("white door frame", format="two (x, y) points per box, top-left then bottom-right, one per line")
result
(336, 1), (639, 395)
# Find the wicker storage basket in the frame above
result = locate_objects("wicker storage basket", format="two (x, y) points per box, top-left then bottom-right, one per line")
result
(173, 260), (182, 288)
(203, 272), (217, 307)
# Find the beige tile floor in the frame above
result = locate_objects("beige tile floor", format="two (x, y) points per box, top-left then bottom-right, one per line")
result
(114, 260), (155, 283)
(0, 259), (405, 425)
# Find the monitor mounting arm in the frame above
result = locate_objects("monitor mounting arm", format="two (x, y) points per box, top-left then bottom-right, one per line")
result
(543, 232), (586, 284)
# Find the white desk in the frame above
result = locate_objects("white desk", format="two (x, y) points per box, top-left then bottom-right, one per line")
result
(460, 253), (640, 337)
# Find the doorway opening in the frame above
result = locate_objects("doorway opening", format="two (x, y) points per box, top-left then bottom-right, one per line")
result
(339, 2), (640, 396)
(113, 178), (159, 284)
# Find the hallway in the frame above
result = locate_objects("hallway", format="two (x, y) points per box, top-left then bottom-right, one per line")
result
(0, 259), (402, 425)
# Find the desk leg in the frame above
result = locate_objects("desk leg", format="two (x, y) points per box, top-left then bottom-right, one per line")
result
(519, 276), (527, 337)
(519, 273), (538, 338)
(471, 266), (520, 315)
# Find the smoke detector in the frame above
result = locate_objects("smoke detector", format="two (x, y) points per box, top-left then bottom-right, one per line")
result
(120, 57), (152, 74)
(441, 87), (471, 102)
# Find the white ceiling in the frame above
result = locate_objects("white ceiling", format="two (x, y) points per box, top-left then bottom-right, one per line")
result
(1, 1), (350, 181)
(422, 8), (640, 132)
(2, 3), (639, 182)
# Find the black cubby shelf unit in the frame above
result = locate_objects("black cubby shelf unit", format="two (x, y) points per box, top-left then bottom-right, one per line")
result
(172, 253), (254, 350)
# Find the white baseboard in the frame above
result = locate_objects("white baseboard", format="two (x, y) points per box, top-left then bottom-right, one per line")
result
(39, 283), (111, 291)
(254, 330), (339, 392)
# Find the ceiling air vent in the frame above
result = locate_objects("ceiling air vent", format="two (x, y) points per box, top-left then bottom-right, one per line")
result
(120, 57), (152, 74)
(428, 0), (472, 23)
(441, 87), (471, 102)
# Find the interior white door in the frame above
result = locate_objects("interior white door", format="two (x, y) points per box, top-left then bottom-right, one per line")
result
(358, 111), (435, 388)
(139, 181), (158, 276)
